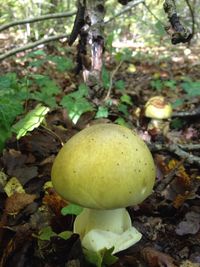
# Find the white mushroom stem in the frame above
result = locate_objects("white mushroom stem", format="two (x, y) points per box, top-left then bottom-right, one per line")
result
(148, 119), (170, 134)
(74, 208), (142, 254)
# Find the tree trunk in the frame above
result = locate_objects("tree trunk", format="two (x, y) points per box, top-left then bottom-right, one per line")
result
(81, 0), (105, 98)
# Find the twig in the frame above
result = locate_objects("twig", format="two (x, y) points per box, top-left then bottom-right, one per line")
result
(149, 143), (200, 167)
(68, 0), (85, 46)
(163, 0), (192, 44)
(105, 0), (144, 24)
(0, 34), (69, 61)
(156, 158), (185, 192)
(178, 144), (200, 151)
(40, 125), (64, 146)
(0, 11), (76, 32)
(172, 107), (200, 118)
(104, 60), (123, 101)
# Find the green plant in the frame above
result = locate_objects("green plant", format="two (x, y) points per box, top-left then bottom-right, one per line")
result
(181, 80), (200, 97)
(60, 83), (93, 124)
(150, 79), (177, 91)
(61, 203), (83, 216)
(84, 247), (118, 267)
(30, 74), (61, 108)
(12, 104), (50, 139)
(0, 73), (27, 150)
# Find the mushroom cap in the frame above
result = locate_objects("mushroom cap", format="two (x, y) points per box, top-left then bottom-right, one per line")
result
(51, 123), (156, 210)
(145, 96), (172, 119)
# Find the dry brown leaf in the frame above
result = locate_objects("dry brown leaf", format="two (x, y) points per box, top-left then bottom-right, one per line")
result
(5, 192), (36, 215)
(43, 188), (67, 216)
(175, 211), (200, 236)
(180, 260), (200, 267)
(141, 247), (178, 267)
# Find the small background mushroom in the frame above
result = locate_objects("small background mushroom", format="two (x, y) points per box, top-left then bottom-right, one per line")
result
(144, 96), (172, 136)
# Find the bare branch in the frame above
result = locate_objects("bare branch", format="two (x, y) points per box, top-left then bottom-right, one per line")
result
(0, 11), (76, 32)
(163, 0), (192, 44)
(172, 107), (200, 118)
(0, 34), (69, 61)
(149, 143), (200, 167)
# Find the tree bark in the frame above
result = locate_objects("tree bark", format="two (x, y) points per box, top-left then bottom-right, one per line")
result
(81, 0), (105, 98)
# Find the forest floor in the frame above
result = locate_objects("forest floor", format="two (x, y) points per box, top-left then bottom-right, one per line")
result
(0, 41), (200, 267)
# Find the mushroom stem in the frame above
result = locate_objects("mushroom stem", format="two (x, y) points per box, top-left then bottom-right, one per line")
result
(74, 208), (142, 254)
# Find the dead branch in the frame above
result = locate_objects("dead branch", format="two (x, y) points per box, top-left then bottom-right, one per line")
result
(68, 0), (85, 46)
(155, 158), (185, 192)
(178, 144), (200, 151)
(149, 143), (200, 167)
(0, 34), (69, 61)
(172, 107), (200, 117)
(163, 0), (192, 44)
(0, 11), (76, 32)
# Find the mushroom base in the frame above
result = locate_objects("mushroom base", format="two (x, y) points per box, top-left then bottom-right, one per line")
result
(74, 208), (142, 254)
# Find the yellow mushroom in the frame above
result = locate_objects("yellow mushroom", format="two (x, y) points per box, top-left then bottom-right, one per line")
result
(145, 96), (172, 134)
(51, 123), (156, 253)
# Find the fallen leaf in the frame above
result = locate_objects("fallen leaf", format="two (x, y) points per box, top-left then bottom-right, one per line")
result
(43, 188), (67, 216)
(175, 211), (200, 236)
(180, 260), (200, 267)
(4, 177), (25, 197)
(5, 192), (36, 215)
(141, 247), (178, 267)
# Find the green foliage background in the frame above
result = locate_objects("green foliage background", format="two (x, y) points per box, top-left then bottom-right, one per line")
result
(0, 0), (199, 151)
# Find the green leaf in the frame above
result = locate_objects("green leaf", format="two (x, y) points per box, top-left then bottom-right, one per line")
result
(155, 21), (165, 36)
(114, 80), (125, 91)
(150, 79), (164, 91)
(163, 79), (177, 90)
(37, 226), (56, 241)
(0, 72), (18, 90)
(171, 118), (184, 130)
(12, 104), (50, 139)
(106, 33), (114, 52)
(172, 98), (184, 108)
(84, 247), (118, 267)
(118, 103), (129, 116)
(36, 227), (72, 241)
(29, 59), (46, 68)
(60, 89), (93, 124)
(30, 75), (61, 107)
(181, 81), (200, 96)
(115, 117), (129, 127)
(26, 49), (46, 58)
(95, 106), (109, 119)
(84, 249), (103, 267)
(61, 203), (83, 216)
(102, 66), (110, 90)
(120, 94), (132, 105)
(48, 55), (74, 72)
(78, 83), (89, 97)
(103, 248), (118, 265)
(0, 73), (28, 150)
(57, 231), (73, 240)
(115, 48), (132, 62)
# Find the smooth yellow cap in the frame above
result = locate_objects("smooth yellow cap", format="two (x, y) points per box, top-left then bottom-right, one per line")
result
(51, 123), (156, 209)
(145, 96), (172, 119)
